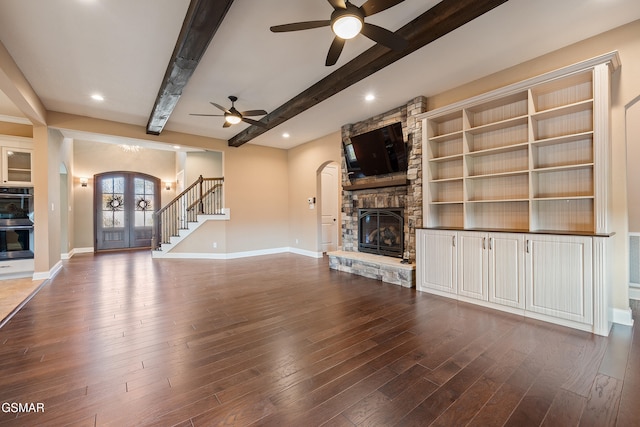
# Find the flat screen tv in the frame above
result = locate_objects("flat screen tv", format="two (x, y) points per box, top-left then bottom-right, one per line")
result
(343, 122), (407, 179)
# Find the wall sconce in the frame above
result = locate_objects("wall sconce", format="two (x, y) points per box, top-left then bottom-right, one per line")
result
(80, 177), (88, 187)
(165, 181), (172, 191)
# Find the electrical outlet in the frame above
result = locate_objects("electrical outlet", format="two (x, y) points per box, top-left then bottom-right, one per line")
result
(212, 242), (217, 248)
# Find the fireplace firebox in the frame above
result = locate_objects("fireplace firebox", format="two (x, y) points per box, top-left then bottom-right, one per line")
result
(358, 208), (403, 258)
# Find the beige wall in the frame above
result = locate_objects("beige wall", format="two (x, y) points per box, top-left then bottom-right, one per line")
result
(0, 122), (31, 137)
(59, 137), (74, 256)
(427, 20), (640, 311)
(173, 146), (290, 255)
(171, 220), (227, 254)
(185, 151), (223, 185)
(31, 127), (68, 275)
(287, 131), (342, 254)
(224, 144), (289, 253)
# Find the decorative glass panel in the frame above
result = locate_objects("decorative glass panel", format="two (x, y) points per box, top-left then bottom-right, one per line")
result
(134, 177), (145, 194)
(145, 180), (155, 194)
(113, 211), (124, 227)
(135, 211), (144, 227)
(145, 210), (154, 226)
(113, 177), (125, 193)
(102, 211), (114, 228)
(102, 178), (113, 194)
(104, 194), (124, 211)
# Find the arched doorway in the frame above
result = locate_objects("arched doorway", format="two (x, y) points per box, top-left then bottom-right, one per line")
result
(94, 171), (160, 251)
(319, 162), (340, 253)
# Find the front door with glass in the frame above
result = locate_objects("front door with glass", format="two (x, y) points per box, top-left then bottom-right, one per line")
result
(95, 172), (160, 251)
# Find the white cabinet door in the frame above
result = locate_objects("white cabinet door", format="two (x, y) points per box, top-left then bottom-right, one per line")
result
(489, 233), (525, 309)
(457, 231), (488, 301)
(2, 147), (32, 185)
(417, 229), (457, 294)
(525, 235), (593, 324)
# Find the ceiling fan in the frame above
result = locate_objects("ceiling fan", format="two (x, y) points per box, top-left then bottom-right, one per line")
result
(270, 0), (408, 66)
(190, 96), (268, 128)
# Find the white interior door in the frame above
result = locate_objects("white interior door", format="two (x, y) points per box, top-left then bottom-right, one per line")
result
(321, 163), (339, 253)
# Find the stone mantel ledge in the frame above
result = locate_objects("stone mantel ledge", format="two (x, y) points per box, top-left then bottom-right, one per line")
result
(328, 250), (416, 288)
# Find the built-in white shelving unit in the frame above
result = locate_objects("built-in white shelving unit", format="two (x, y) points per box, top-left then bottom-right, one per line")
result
(417, 52), (620, 336)
(423, 54), (619, 235)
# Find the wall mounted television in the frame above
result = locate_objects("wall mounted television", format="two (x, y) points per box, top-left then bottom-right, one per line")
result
(343, 122), (407, 179)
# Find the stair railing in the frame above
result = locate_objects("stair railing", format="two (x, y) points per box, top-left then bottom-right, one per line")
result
(152, 176), (224, 249)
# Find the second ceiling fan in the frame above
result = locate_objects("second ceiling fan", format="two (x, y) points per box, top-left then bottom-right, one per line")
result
(190, 96), (268, 128)
(270, 0), (408, 66)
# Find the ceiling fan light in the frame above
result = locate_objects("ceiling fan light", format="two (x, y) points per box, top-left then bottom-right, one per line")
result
(332, 14), (363, 39)
(225, 114), (242, 125)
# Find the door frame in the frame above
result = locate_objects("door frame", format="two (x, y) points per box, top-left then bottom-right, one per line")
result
(317, 161), (340, 254)
(93, 171), (161, 252)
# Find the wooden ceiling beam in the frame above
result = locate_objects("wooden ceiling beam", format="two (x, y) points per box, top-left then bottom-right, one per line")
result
(228, 0), (509, 147)
(146, 0), (234, 135)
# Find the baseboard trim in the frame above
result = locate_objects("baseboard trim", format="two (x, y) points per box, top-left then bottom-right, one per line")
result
(74, 247), (95, 254)
(33, 260), (63, 281)
(289, 247), (324, 259)
(154, 247), (323, 260)
(613, 307), (634, 326)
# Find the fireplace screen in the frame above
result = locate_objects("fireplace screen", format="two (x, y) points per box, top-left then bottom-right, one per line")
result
(358, 208), (403, 258)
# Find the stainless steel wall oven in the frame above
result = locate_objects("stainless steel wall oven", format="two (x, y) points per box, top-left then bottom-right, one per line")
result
(0, 187), (33, 259)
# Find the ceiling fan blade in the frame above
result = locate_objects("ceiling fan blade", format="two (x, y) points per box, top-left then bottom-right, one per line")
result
(210, 102), (230, 113)
(270, 20), (331, 33)
(359, 0), (404, 17)
(242, 117), (267, 128)
(190, 113), (224, 117)
(222, 121), (232, 128)
(240, 109), (268, 117)
(361, 23), (408, 51)
(327, 0), (347, 9)
(325, 36), (345, 66)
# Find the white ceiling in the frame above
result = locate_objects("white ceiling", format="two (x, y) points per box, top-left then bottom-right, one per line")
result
(0, 0), (639, 150)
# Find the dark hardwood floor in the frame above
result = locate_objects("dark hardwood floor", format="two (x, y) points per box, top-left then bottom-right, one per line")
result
(0, 251), (638, 426)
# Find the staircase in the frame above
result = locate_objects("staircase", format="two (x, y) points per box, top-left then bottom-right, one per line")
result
(151, 176), (226, 256)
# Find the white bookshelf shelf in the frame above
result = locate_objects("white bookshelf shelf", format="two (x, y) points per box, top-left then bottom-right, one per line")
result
(421, 54), (617, 235)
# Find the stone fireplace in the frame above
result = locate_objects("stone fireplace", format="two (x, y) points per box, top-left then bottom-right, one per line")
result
(328, 96), (426, 288)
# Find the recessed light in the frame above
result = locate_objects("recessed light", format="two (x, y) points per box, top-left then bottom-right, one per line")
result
(365, 93), (375, 102)
(91, 94), (104, 101)
(282, 133), (290, 138)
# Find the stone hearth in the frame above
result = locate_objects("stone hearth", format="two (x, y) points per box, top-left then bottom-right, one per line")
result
(328, 96), (426, 288)
(329, 250), (415, 288)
